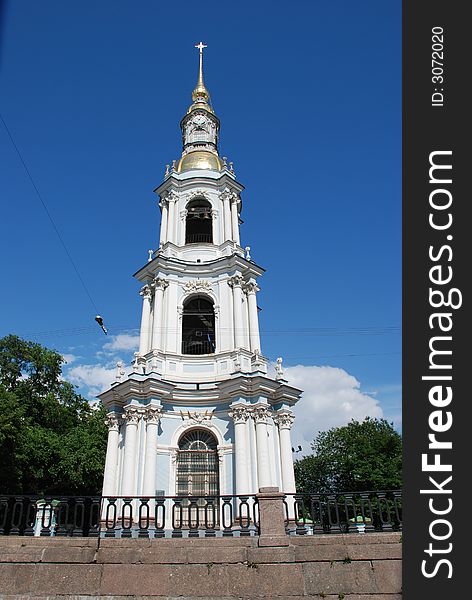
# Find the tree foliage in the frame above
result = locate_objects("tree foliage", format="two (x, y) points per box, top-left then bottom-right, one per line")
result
(294, 417), (402, 494)
(0, 335), (107, 495)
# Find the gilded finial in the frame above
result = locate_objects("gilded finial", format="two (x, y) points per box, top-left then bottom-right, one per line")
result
(192, 42), (210, 102)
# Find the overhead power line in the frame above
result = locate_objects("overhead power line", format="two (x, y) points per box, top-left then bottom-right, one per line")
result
(15, 324), (401, 339)
(0, 112), (101, 316)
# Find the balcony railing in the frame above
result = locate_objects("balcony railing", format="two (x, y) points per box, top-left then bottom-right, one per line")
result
(181, 340), (215, 355)
(185, 233), (213, 244)
(284, 491), (402, 535)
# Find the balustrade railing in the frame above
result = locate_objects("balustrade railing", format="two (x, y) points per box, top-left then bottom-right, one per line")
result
(0, 495), (258, 538)
(0, 490), (401, 538)
(284, 491), (402, 535)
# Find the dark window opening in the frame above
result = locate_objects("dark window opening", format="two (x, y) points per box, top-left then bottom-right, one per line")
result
(185, 199), (213, 244)
(182, 296), (216, 355)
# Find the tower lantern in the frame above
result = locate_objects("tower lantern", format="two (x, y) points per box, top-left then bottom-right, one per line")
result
(99, 44), (303, 513)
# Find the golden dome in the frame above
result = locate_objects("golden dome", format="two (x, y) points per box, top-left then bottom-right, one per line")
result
(175, 151), (223, 173)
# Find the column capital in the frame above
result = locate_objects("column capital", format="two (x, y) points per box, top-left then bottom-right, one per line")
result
(229, 404), (250, 425)
(140, 284), (153, 299)
(273, 410), (295, 430)
(252, 404), (272, 424)
(219, 187), (237, 202)
(228, 274), (244, 288)
(144, 406), (162, 425)
(123, 406), (142, 425)
(164, 189), (179, 203)
(105, 413), (121, 431)
(154, 277), (169, 291)
(243, 281), (259, 295)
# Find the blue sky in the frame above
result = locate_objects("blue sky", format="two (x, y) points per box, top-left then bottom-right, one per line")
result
(0, 1), (401, 443)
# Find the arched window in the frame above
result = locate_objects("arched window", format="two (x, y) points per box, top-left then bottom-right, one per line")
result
(182, 296), (215, 355)
(185, 199), (213, 244)
(176, 430), (219, 497)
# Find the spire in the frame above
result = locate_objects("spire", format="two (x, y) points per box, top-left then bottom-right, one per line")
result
(192, 42), (210, 103)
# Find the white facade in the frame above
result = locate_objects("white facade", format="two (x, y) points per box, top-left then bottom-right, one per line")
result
(99, 45), (302, 501)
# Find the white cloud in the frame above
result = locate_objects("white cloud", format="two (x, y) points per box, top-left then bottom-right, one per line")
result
(282, 365), (384, 455)
(103, 333), (140, 352)
(67, 363), (120, 397)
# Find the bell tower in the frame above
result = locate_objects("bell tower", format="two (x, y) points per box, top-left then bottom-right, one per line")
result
(99, 44), (303, 504)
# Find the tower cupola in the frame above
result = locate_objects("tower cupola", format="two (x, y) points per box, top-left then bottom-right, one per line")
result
(176, 42), (222, 174)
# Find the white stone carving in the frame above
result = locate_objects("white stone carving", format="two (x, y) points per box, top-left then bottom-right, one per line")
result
(183, 280), (212, 293)
(115, 361), (125, 383)
(275, 357), (284, 380)
(179, 409), (214, 427)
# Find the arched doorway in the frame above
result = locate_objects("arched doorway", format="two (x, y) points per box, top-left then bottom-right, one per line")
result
(181, 296), (216, 355)
(176, 429), (220, 498)
(185, 199), (213, 244)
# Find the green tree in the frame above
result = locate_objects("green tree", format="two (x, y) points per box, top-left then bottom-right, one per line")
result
(294, 417), (402, 493)
(0, 335), (107, 494)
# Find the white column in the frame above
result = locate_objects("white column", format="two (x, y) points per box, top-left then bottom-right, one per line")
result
(139, 284), (153, 355)
(274, 411), (296, 493)
(223, 195), (232, 241)
(253, 405), (272, 489)
(229, 275), (245, 349)
(230, 198), (240, 245)
(102, 414), (121, 497)
(229, 405), (250, 495)
(121, 407), (140, 497)
(152, 278), (168, 351)
(245, 282), (260, 352)
(167, 198), (176, 244)
(159, 200), (168, 244)
(142, 407), (162, 496)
